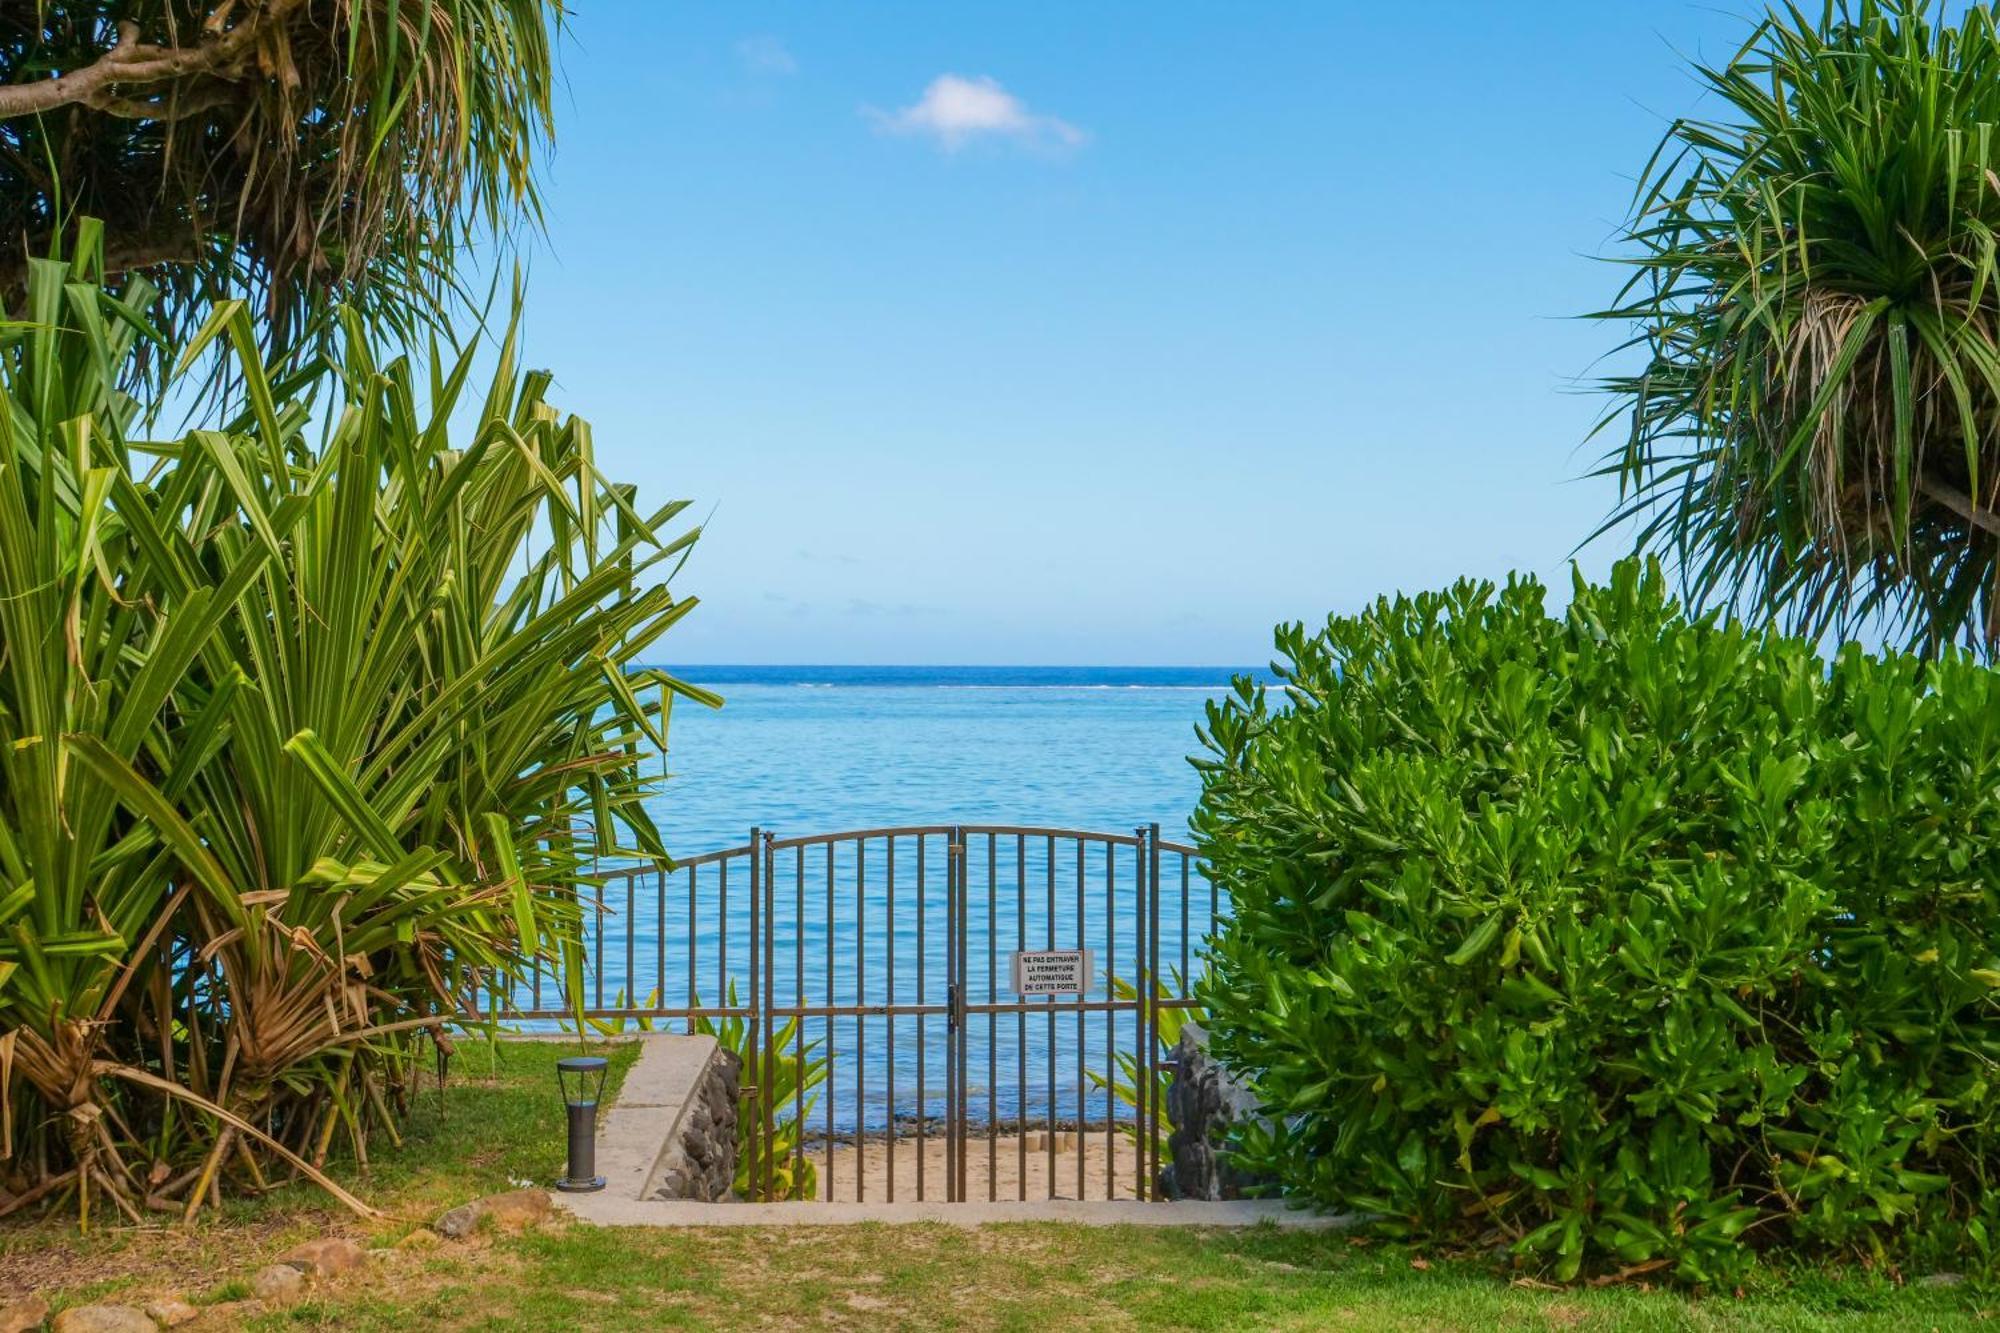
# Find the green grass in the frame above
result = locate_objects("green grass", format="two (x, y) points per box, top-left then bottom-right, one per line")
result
(3, 1040), (1993, 1330)
(0, 1036), (638, 1308)
(268, 1223), (1996, 1332)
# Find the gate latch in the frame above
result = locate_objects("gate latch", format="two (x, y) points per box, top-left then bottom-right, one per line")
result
(946, 983), (963, 1032)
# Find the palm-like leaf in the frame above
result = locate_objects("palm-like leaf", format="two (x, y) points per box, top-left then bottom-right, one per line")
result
(0, 227), (707, 1224)
(1596, 0), (2000, 653)
(0, 2), (564, 358)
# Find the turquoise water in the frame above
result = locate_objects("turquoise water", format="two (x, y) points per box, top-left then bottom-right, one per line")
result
(642, 665), (1254, 856)
(552, 665), (1261, 1132)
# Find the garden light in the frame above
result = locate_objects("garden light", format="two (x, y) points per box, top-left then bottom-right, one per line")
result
(554, 1055), (608, 1192)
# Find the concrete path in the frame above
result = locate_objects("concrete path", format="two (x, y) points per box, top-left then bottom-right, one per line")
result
(564, 1195), (1353, 1229)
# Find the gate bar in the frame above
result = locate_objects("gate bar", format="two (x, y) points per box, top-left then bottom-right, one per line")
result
(857, 839), (868, 1201)
(886, 835), (896, 1201)
(1075, 836), (1086, 1201)
(794, 839), (807, 1196)
(825, 838), (836, 1199)
(916, 832), (928, 1201)
(986, 832), (997, 1200)
(949, 828), (966, 1202)
(1104, 833), (1115, 1199)
(762, 828), (778, 1202)
(747, 826), (762, 1202)
(1149, 822), (1164, 1199)
(1135, 825), (1149, 1202)
(1015, 832), (1027, 1201)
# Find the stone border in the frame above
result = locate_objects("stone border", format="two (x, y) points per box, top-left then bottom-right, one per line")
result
(575, 1032), (733, 1203)
(640, 1043), (739, 1200)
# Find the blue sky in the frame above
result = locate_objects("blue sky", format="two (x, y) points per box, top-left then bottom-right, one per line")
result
(517, 1), (1762, 665)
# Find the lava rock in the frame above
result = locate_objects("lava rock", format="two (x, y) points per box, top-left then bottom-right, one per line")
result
(140, 1298), (196, 1329)
(48, 1307), (152, 1333)
(0, 1296), (49, 1333)
(437, 1187), (552, 1238)
(1161, 1022), (1268, 1201)
(434, 1202), (480, 1239)
(277, 1237), (365, 1279)
(248, 1264), (306, 1305)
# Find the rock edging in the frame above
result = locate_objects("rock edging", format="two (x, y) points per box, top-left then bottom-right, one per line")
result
(645, 1045), (740, 1201)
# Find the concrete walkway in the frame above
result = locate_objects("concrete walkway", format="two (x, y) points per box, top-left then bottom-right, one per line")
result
(551, 1033), (1353, 1231)
(566, 1195), (1348, 1228)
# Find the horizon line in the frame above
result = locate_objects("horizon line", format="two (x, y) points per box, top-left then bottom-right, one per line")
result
(652, 662), (1269, 669)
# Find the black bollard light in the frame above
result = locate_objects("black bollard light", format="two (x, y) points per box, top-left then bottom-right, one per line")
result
(554, 1055), (608, 1192)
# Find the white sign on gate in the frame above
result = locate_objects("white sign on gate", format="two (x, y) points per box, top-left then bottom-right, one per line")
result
(1010, 948), (1094, 996)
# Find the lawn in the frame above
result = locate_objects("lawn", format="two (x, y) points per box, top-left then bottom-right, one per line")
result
(1, 1040), (1989, 1331)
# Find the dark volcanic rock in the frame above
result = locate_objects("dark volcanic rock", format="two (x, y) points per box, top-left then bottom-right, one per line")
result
(1161, 1022), (1268, 1201)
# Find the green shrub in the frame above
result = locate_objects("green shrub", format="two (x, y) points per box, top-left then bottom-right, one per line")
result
(1191, 559), (2000, 1284)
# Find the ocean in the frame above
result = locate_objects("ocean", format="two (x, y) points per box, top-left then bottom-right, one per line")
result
(641, 664), (1263, 856)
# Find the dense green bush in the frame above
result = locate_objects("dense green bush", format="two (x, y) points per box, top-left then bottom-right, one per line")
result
(1192, 559), (2000, 1283)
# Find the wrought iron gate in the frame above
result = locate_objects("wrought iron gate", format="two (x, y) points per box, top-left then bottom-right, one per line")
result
(471, 824), (1219, 1203)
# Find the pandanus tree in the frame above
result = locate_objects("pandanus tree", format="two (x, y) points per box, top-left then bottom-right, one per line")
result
(0, 0), (707, 1228)
(0, 0), (562, 352)
(1597, 0), (2000, 653)
(0, 232), (712, 1225)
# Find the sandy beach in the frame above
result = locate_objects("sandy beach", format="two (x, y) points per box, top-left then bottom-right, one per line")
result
(801, 1126), (1157, 1203)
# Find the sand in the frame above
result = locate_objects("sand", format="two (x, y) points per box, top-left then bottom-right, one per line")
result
(799, 1127), (1157, 1203)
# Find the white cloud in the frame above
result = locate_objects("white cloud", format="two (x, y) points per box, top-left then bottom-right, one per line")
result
(867, 74), (1085, 152)
(737, 35), (797, 76)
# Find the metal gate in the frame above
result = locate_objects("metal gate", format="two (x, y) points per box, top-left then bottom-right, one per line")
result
(471, 823), (1219, 1204)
